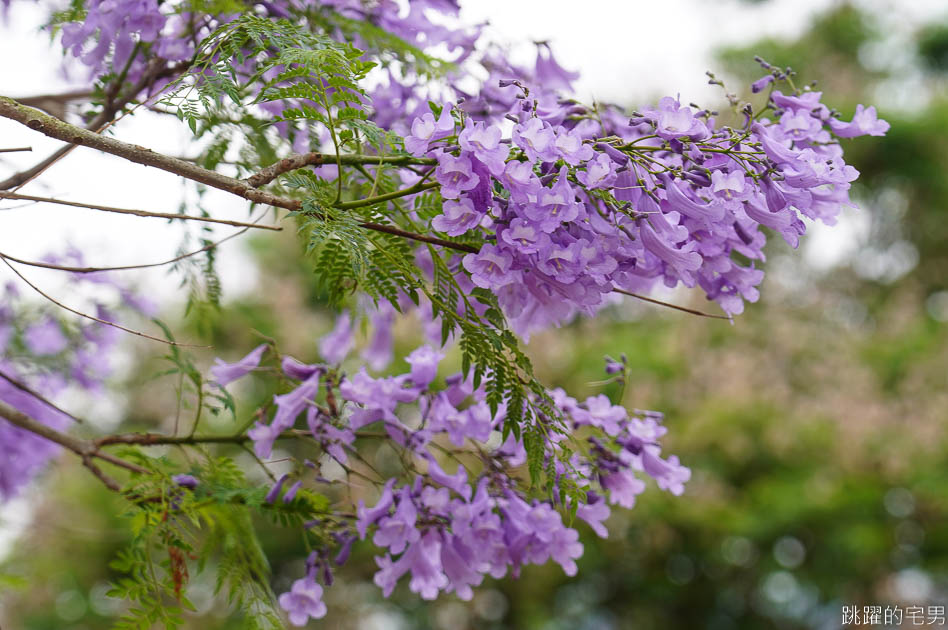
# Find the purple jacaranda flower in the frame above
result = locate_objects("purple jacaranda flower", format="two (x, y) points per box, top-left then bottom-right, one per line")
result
(751, 122), (799, 164)
(548, 525), (584, 576)
(501, 160), (542, 203)
(340, 367), (418, 411)
(172, 474), (199, 489)
(534, 42), (579, 92)
(248, 421), (281, 459)
(553, 127), (594, 165)
(210, 344), (267, 385)
(406, 530), (449, 599)
(778, 109), (822, 141)
(405, 345), (444, 388)
(744, 196), (805, 247)
(431, 197), (483, 236)
(362, 303), (395, 371)
(829, 104), (890, 138)
(640, 222), (702, 283)
(641, 449), (690, 496)
(537, 241), (584, 283)
(281, 355), (323, 381)
(283, 480), (303, 503)
(357, 479), (396, 539)
(662, 177), (726, 223)
(583, 394), (626, 436)
(462, 244), (517, 289)
(601, 469), (646, 508)
(771, 90), (830, 119)
(500, 218), (551, 254)
(751, 74), (775, 93)
(513, 118), (558, 163)
(576, 492), (610, 538)
(265, 474), (289, 504)
(425, 457), (471, 499)
(404, 105), (455, 156)
(23, 319), (68, 356)
(319, 311), (353, 364)
(458, 120), (509, 175)
(278, 577), (327, 626)
(604, 356), (625, 375)
(576, 152), (617, 189)
(652, 97), (708, 140)
(440, 533), (482, 600)
(373, 488), (419, 554)
(710, 169), (747, 201)
(434, 151), (480, 199)
(524, 167), (581, 232)
(307, 407), (353, 464)
(577, 239), (618, 277)
(272, 374), (320, 431)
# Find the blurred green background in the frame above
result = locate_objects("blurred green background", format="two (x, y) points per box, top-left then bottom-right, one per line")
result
(3, 2), (948, 629)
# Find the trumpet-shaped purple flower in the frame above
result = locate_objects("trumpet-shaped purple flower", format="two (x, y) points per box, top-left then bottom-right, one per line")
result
(462, 245), (516, 289)
(405, 106), (455, 155)
(431, 197), (482, 236)
(211, 344), (267, 385)
(319, 311), (353, 364)
(500, 218), (551, 254)
(278, 577), (327, 626)
(434, 151), (481, 199)
(513, 118), (558, 163)
(829, 104), (890, 138)
(458, 120), (509, 175)
(405, 345), (444, 388)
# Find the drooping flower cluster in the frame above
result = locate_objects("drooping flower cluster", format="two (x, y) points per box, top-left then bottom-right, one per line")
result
(211, 313), (687, 623)
(401, 85), (888, 336)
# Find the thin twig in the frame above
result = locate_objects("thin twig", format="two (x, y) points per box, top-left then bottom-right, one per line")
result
(0, 256), (207, 347)
(0, 369), (85, 424)
(0, 213), (264, 274)
(0, 191), (282, 231)
(613, 287), (731, 320)
(0, 97), (472, 254)
(0, 147), (32, 153)
(0, 60), (183, 191)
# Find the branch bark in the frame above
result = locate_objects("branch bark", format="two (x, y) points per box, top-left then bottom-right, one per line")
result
(0, 96), (476, 255)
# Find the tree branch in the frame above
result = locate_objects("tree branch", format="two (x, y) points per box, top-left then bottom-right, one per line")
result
(612, 288), (731, 320)
(0, 256), (207, 347)
(245, 152), (436, 188)
(0, 191), (282, 231)
(0, 399), (147, 492)
(0, 96), (480, 255)
(0, 61), (179, 191)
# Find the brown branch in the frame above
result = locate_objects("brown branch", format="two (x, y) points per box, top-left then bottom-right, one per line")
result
(0, 97), (480, 255)
(0, 61), (181, 191)
(245, 152), (437, 188)
(0, 256), (207, 347)
(612, 287), (732, 320)
(0, 399), (147, 492)
(0, 147), (32, 154)
(0, 191), (282, 231)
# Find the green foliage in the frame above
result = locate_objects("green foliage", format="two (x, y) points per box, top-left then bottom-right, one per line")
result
(102, 452), (332, 630)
